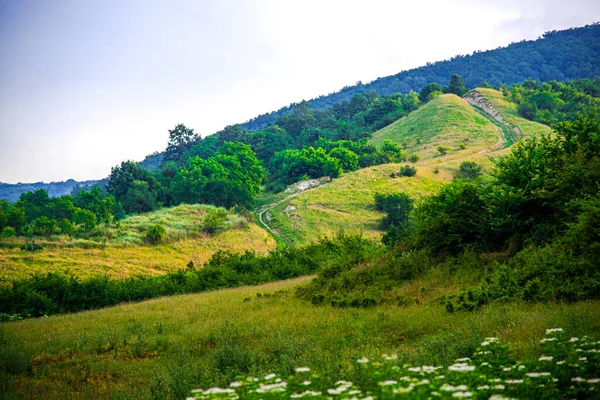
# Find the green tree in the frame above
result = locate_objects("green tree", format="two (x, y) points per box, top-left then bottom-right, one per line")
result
(58, 219), (75, 240)
(145, 224), (167, 244)
(329, 147), (359, 172)
(454, 161), (483, 179)
(74, 209), (97, 233)
(437, 145), (451, 155)
(121, 181), (158, 214)
(163, 124), (199, 164)
(106, 161), (157, 208)
(402, 91), (421, 112)
(419, 82), (443, 102)
(444, 74), (467, 97)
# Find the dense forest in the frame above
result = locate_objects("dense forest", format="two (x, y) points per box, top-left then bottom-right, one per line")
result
(240, 23), (600, 130)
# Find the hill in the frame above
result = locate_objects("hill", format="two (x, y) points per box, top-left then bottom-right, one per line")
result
(0, 204), (276, 282)
(370, 94), (499, 158)
(259, 89), (551, 246)
(240, 24), (600, 130)
(0, 179), (105, 202)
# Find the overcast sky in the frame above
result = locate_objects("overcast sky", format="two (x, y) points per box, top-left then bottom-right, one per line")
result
(0, 0), (599, 183)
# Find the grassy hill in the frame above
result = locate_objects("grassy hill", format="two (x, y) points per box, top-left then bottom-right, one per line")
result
(260, 90), (551, 246)
(1, 274), (599, 398)
(370, 94), (500, 158)
(0, 204), (276, 282)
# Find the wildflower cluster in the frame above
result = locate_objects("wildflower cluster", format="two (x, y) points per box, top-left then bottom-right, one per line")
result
(188, 328), (599, 399)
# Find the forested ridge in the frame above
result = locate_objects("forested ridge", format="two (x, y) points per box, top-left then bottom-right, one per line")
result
(240, 23), (600, 130)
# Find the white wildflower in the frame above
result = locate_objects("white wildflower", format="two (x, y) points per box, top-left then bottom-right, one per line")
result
(556, 360), (565, 365)
(448, 363), (475, 372)
(256, 382), (287, 393)
(572, 377), (586, 383)
(579, 357), (587, 361)
(453, 392), (473, 398)
(539, 356), (553, 361)
(518, 365), (526, 370)
(456, 357), (471, 362)
(570, 337), (579, 342)
(545, 328), (563, 334)
(505, 379), (524, 384)
(393, 384), (414, 394)
(526, 372), (551, 378)
(493, 385), (506, 390)
(204, 388), (236, 395)
(477, 385), (490, 390)
(481, 341), (490, 346)
(489, 396), (511, 400)
(417, 379), (430, 385)
(502, 367), (512, 372)
(540, 337), (556, 343)
(230, 382), (242, 388)
(440, 384), (468, 392)
(379, 380), (397, 386)
(382, 353), (398, 361)
(295, 367), (310, 373)
(587, 378), (600, 384)
(302, 381), (311, 386)
(481, 362), (490, 366)
(357, 357), (369, 364)
(264, 373), (276, 380)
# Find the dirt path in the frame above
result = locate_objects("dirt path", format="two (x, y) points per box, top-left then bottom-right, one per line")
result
(464, 90), (522, 153)
(257, 180), (328, 245)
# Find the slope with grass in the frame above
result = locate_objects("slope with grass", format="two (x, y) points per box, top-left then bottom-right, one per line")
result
(0, 204), (276, 282)
(370, 94), (500, 159)
(1, 274), (599, 399)
(264, 90), (551, 246)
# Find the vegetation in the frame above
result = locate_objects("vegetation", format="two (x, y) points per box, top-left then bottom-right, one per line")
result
(189, 329), (600, 399)
(239, 24), (600, 130)
(0, 204), (275, 282)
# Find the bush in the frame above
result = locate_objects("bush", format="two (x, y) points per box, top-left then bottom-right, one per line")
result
(398, 165), (417, 177)
(407, 153), (420, 163)
(437, 145), (451, 155)
(203, 208), (228, 234)
(145, 224), (167, 244)
(454, 161), (483, 179)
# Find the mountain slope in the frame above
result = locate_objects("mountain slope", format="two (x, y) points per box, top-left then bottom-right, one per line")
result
(241, 24), (600, 130)
(262, 89), (551, 246)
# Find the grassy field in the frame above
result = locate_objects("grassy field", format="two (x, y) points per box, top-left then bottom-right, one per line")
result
(0, 204), (276, 282)
(263, 164), (448, 245)
(2, 274), (599, 399)
(370, 94), (499, 159)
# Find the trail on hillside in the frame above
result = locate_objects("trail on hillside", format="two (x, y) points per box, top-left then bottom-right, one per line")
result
(464, 90), (522, 153)
(257, 180), (328, 246)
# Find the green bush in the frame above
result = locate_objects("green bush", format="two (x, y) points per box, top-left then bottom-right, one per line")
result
(398, 165), (417, 177)
(203, 209), (228, 234)
(145, 224), (167, 244)
(454, 161), (483, 179)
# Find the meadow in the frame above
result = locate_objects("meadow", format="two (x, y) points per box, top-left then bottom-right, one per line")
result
(2, 275), (599, 399)
(0, 204), (276, 282)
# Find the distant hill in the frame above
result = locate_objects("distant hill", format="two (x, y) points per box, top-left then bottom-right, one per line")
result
(240, 23), (600, 130)
(0, 179), (106, 202)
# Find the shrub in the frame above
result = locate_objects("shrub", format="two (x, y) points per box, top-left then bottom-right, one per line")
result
(203, 208), (227, 234)
(145, 224), (167, 244)
(437, 145), (451, 155)
(454, 161), (483, 179)
(408, 153), (420, 163)
(398, 165), (417, 177)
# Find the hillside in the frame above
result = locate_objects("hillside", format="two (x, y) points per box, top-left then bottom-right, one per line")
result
(261, 89), (551, 246)
(0, 204), (276, 282)
(240, 24), (600, 130)
(370, 94), (499, 158)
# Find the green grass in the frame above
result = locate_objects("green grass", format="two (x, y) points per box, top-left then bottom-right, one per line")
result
(261, 90), (555, 247)
(264, 164), (447, 245)
(1, 276), (599, 399)
(370, 94), (499, 159)
(0, 204), (276, 282)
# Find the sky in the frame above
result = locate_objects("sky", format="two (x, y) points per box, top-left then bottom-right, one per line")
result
(0, 0), (599, 183)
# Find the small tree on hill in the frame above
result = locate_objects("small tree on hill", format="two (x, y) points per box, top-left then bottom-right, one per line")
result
(455, 161), (483, 180)
(444, 74), (467, 97)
